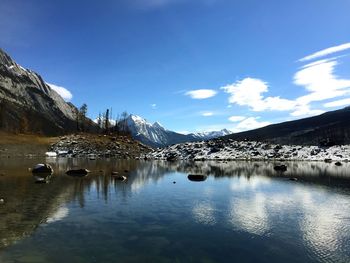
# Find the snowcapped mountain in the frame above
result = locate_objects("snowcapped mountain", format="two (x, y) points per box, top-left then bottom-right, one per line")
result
(125, 114), (232, 147)
(190, 129), (232, 140)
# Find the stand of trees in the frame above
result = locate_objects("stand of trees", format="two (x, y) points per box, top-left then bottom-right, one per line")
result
(96, 108), (131, 136)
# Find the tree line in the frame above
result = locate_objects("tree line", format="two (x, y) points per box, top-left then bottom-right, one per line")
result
(76, 103), (131, 135)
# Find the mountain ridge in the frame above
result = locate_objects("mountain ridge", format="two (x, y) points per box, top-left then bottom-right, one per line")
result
(0, 48), (97, 135)
(222, 107), (350, 146)
(125, 114), (231, 147)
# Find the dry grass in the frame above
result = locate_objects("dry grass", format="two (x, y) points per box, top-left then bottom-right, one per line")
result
(0, 132), (59, 145)
(0, 132), (60, 156)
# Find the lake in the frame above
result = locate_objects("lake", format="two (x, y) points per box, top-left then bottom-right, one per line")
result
(0, 158), (349, 263)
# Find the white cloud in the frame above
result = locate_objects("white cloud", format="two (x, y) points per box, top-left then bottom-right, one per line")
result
(294, 59), (350, 106)
(151, 103), (157, 109)
(234, 117), (271, 132)
(47, 83), (73, 101)
(299, 42), (350, 62)
(221, 78), (296, 111)
(201, 111), (214, 117)
(185, 89), (217, 99)
(290, 105), (325, 117)
(228, 116), (246, 122)
(324, 98), (350, 108)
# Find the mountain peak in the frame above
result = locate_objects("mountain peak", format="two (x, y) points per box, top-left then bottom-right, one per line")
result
(152, 121), (164, 130)
(128, 114), (147, 124)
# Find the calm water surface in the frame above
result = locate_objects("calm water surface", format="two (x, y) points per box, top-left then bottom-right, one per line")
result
(0, 158), (349, 263)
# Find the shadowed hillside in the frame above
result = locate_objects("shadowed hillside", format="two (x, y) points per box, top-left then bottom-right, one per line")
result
(223, 107), (350, 146)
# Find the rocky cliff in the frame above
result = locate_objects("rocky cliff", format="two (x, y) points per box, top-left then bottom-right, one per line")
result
(0, 48), (79, 135)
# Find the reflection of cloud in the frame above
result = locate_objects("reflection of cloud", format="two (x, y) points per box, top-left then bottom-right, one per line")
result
(47, 206), (69, 223)
(192, 202), (216, 225)
(296, 188), (350, 257)
(229, 193), (269, 235)
(230, 176), (271, 191)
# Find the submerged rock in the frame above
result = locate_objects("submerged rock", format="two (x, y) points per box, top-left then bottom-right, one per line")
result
(33, 174), (51, 184)
(66, 169), (90, 177)
(188, 174), (207, 182)
(32, 164), (53, 174)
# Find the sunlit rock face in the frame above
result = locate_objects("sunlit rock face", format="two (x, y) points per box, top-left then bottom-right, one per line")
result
(0, 48), (80, 135)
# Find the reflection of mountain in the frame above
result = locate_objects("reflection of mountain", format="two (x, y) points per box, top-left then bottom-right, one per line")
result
(1, 158), (350, 251)
(151, 160), (350, 188)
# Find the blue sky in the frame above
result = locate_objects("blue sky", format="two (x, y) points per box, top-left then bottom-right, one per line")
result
(1, 0), (350, 133)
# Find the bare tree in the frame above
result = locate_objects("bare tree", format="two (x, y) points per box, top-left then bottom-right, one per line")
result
(76, 103), (88, 132)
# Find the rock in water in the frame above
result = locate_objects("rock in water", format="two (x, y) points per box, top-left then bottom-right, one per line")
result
(45, 152), (57, 157)
(66, 169), (90, 176)
(334, 161), (342, 166)
(188, 174), (207, 182)
(33, 174), (51, 184)
(112, 174), (127, 181)
(32, 164), (53, 174)
(274, 164), (287, 172)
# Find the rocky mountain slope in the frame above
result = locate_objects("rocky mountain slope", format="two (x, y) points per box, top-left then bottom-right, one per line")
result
(49, 134), (151, 158)
(0, 48), (83, 135)
(126, 114), (231, 147)
(223, 107), (350, 146)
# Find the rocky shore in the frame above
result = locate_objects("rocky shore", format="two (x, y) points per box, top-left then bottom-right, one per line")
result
(146, 138), (350, 162)
(49, 134), (151, 159)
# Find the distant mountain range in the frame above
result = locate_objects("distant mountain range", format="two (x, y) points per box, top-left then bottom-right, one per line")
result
(126, 114), (231, 147)
(223, 107), (350, 146)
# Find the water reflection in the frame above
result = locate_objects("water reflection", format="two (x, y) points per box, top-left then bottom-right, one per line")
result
(0, 158), (349, 262)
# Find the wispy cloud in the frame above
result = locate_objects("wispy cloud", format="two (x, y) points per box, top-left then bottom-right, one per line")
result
(324, 98), (350, 108)
(234, 117), (271, 132)
(201, 111), (214, 117)
(228, 116), (246, 122)
(290, 105), (325, 117)
(293, 58), (350, 106)
(185, 89), (217, 99)
(298, 42), (350, 62)
(47, 83), (73, 101)
(151, 103), (157, 109)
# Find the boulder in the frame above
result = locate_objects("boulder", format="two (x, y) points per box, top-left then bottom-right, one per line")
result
(188, 174), (207, 182)
(334, 161), (342, 166)
(32, 164), (53, 174)
(45, 152), (57, 157)
(66, 169), (90, 176)
(324, 158), (332, 163)
(274, 164), (287, 172)
(166, 153), (178, 162)
(112, 175), (127, 181)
